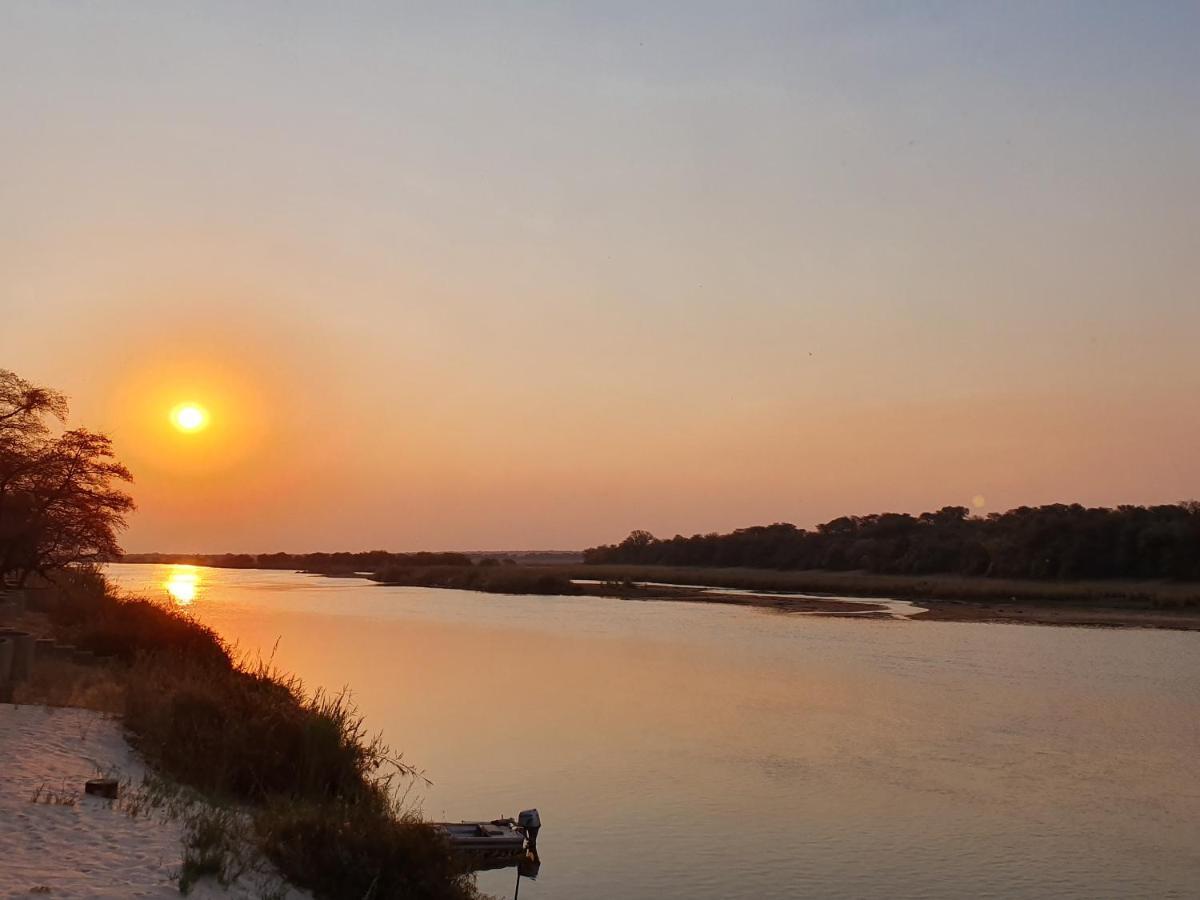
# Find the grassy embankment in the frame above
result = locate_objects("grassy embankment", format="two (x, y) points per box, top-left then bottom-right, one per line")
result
(6, 568), (480, 900)
(370, 562), (1200, 628)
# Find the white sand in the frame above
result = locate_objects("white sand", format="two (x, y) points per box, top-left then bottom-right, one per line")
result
(0, 703), (308, 899)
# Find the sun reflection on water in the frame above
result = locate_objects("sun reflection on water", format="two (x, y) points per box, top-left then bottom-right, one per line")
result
(164, 566), (200, 605)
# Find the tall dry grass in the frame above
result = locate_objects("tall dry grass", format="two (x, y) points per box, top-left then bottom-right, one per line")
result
(12, 657), (126, 713)
(373, 563), (579, 596)
(21, 569), (480, 900)
(548, 563), (1200, 606)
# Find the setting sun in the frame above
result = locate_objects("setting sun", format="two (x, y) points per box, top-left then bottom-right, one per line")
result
(3, 6), (1199, 898)
(170, 403), (208, 433)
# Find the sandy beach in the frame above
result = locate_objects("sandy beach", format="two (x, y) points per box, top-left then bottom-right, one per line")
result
(0, 704), (306, 899)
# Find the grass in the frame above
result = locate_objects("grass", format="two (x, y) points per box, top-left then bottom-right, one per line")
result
(123, 658), (382, 803)
(41, 568), (230, 666)
(372, 563), (580, 596)
(178, 806), (248, 894)
(364, 562), (1200, 630)
(13, 656), (126, 713)
(12, 569), (481, 900)
(256, 794), (468, 900)
(30, 782), (79, 806)
(431, 562), (1200, 608)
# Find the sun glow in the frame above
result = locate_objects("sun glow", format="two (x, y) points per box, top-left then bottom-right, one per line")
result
(164, 566), (200, 605)
(170, 402), (209, 433)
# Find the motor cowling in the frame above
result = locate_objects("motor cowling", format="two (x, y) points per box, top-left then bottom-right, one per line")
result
(518, 808), (541, 848)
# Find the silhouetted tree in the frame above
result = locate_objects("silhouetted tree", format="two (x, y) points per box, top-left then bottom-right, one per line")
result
(584, 501), (1200, 581)
(0, 371), (134, 585)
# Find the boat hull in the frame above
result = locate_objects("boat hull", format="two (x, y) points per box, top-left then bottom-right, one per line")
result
(436, 821), (527, 855)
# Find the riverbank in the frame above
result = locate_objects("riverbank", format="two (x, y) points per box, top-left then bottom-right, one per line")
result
(367, 564), (893, 615)
(116, 558), (1200, 629)
(0, 573), (482, 899)
(0, 703), (305, 898)
(105, 560), (1200, 899)
(368, 563), (1200, 630)
(607, 589), (893, 616)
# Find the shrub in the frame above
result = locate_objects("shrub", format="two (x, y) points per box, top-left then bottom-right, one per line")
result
(124, 659), (379, 804)
(179, 806), (247, 894)
(70, 598), (229, 666)
(27, 569), (480, 899)
(37, 567), (229, 666)
(256, 795), (474, 900)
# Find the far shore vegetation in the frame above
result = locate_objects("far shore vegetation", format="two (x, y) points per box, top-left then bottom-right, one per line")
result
(126, 503), (1200, 590)
(119, 548), (583, 570)
(119, 555), (1200, 630)
(118, 502), (1200, 627)
(358, 562), (1200, 629)
(583, 503), (1200, 580)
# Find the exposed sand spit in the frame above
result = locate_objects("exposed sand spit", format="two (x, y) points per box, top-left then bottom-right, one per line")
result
(0, 704), (305, 899)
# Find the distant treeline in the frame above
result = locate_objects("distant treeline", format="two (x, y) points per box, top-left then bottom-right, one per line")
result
(583, 503), (1200, 580)
(120, 551), (474, 572)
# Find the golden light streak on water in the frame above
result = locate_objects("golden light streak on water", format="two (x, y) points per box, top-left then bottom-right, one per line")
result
(163, 566), (200, 605)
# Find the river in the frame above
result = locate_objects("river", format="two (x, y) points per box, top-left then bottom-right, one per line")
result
(104, 563), (1200, 899)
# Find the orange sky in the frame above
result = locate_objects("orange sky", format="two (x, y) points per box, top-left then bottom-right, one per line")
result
(2, 4), (1197, 551)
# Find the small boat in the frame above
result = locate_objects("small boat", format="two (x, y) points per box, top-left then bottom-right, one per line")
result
(435, 809), (541, 861)
(437, 820), (527, 853)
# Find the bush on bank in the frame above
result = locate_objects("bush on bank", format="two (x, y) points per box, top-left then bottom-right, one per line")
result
(30, 568), (480, 900)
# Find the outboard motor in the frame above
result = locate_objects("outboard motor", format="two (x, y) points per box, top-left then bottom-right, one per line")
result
(517, 809), (541, 850)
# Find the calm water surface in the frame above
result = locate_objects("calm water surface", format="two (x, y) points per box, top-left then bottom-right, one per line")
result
(104, 564), (1200, 899)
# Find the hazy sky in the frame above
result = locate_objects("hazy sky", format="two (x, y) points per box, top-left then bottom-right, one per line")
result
(2, 2), (1197, 552)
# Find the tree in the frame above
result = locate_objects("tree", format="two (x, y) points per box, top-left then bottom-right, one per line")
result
(0, 371), (134, 585)
(0, 369), (67, 437)
(0, 369), (67, 511)
(621, 529), (656, 548)
(584, 501), (1200, 580)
